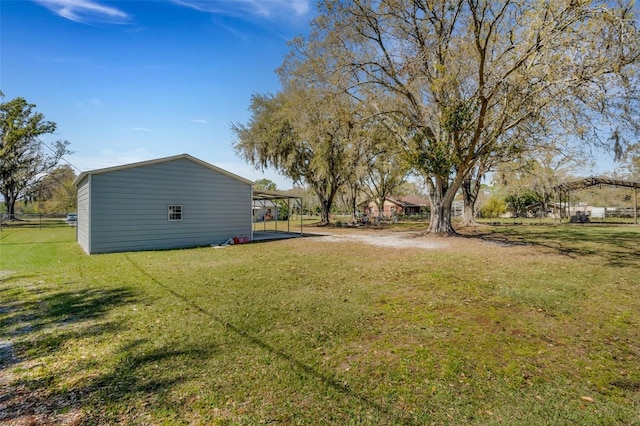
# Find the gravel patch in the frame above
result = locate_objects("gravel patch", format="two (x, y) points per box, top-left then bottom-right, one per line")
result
(320, 232), (447, 249)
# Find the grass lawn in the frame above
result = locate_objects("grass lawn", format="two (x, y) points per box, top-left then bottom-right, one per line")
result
(0, 221), (639, 424)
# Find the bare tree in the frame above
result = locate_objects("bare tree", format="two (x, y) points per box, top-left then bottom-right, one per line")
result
(361, 140), (409, 219)
(292, 0), (640, 234)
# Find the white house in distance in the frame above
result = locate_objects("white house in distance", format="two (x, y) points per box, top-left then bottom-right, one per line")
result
(253, 199), (279, 222)
(73, 154), (253, 254)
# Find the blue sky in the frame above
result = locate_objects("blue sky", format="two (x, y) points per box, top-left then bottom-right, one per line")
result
(0, 0), (620, 191)
(1, 0), (314, 188)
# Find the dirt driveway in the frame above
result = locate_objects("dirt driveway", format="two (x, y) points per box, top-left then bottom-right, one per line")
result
(316, 227), (448, 250)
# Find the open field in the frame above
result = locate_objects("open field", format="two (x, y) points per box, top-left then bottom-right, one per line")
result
(1, 223), (639, 424)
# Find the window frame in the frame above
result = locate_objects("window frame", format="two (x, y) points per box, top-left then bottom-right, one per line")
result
(168, 205), (183, 221)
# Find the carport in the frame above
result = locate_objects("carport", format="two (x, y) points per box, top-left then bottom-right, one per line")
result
(252, 189), (304, 241)
(554, 177), (639, 224)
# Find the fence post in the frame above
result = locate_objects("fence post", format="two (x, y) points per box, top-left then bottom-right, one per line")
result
(635, 187), (638, 225)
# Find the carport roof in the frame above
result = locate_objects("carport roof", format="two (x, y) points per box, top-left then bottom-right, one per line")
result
(253, 189), (301, 201)
(554, 177), (640, 192)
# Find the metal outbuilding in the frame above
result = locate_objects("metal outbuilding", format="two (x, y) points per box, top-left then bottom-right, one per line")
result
(73, 154), (254, 254)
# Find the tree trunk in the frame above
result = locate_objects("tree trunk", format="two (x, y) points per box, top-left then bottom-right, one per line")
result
(350, 196), (358, 223)
(312, 181), (339, 225)
(428, 196), (455, 234)
(427, 177), (456, 234)
(461, 178), (479, 226)
(318, 187), (338, 225)
(2, 192), (17, 220)
(320, 199), (331, 224)
(375, 199), (385, 219)
(539, 191), (551, 220)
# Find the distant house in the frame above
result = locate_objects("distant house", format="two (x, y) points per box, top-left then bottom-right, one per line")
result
(359, 195), (430, 217)
(73, 154), (253, 254)
(253, 199), (278, 222)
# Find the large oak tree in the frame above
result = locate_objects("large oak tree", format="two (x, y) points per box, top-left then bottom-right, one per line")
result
(232, 84), (363, 224)
(291, 0), (640, 234)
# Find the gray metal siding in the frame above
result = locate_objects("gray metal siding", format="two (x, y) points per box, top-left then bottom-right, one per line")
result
(76, 176), (91, 254)
(87, 158), (251, 253)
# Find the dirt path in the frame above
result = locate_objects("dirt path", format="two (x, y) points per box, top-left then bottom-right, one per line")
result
(317, 228), (448, 250)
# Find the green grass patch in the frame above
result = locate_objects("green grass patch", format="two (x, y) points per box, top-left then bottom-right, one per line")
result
(1, 224), (639, 424)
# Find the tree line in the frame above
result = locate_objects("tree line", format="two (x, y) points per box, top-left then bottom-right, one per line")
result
(233, 0), (640, 234)
(0, 92), (72, 218)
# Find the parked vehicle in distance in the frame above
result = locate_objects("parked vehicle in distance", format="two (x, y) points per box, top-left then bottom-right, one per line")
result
(66, 213), (77, 225)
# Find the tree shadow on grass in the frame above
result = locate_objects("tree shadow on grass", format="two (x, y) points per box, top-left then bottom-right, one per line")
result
(81, 339), (221, 423)
(1, 287), (137, 341)
(0, 273), (39, 285)
(0, 274), (229, 425)
(464, 225), (640, 267)
(1, 338), (220, 425)
(0, 284), (141, 424)
(123, 254), (423, 425)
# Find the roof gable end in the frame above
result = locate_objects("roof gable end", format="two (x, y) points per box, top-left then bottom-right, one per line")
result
(73, 154), (253, 186)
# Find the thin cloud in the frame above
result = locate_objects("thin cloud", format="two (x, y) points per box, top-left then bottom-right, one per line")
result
(189, 119), (208, 124)
(33, 0), (130, 24)
(171, 0), (310, 20)
(74, 97), (103, 108)
(289, 0), (309, 16)
(73, 149), (155, 171)
(51, 56), (86, 63)
(212, 19), (250, 40)
(132, 127), (153, 132)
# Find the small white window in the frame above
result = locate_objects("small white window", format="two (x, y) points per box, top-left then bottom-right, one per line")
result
(168, 205), (182, 221)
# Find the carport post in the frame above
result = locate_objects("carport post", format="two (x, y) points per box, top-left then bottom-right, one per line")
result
(262, 199), (267, 231)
